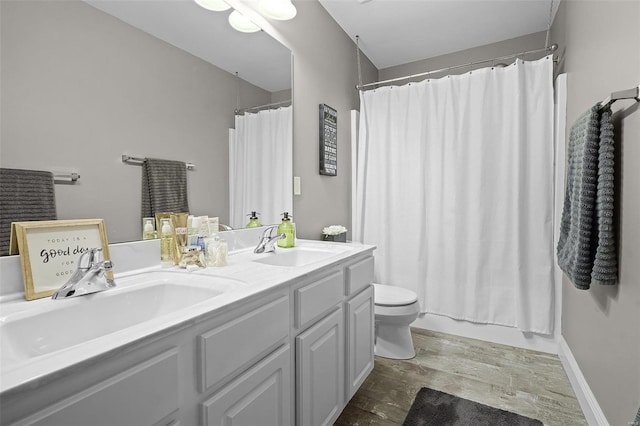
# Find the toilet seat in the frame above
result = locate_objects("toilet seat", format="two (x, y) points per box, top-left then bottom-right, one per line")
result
(375, 302), (420, 317)
(373, 283), (417, 307)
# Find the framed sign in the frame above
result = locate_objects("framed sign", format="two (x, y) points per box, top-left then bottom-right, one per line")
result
(9, 219), (111, 300)
(319, 103), (337, 176)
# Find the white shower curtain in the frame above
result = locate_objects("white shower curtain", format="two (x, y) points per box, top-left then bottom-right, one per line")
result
(356, 56), (555, 334)
(229, 106), (292, 228)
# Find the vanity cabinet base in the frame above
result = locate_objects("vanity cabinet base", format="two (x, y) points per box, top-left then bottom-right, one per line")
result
(2, 253), (375, 426)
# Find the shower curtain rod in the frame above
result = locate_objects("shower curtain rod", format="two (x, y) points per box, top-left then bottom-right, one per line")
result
(356, 44), (558, 91)
(598, 85), (640, 111)
(235, 99), (291, 115)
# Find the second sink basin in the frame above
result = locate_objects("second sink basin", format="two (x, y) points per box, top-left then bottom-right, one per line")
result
(253, 245), (344, 267)
(0, 271), (243, 368)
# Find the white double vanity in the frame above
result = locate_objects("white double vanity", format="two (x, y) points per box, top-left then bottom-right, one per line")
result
(0, 229), (375, 426)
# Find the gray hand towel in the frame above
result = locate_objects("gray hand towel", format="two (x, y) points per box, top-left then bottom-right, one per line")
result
(0, 168), (57, 256)
(141, 158), (189, 219)
(557, 105), (617, 289)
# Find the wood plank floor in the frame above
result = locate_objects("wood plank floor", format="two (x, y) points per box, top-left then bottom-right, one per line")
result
(336, 328), (587, 426)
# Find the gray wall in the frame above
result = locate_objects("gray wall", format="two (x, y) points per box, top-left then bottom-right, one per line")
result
(0, 0), (270, 243)
(551, 2), (640, 425)
(379, 31), (547, 81)
(0, 0), (378, 244)
(268, 0), (378, 240)
(271, 89), (292, 104)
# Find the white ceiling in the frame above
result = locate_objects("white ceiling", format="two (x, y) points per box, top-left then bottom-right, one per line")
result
(84, 0), (292, 92)
(318, 0), (560, 70)
(84, 0), (560, 91)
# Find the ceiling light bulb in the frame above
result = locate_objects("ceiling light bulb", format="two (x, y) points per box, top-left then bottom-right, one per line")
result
(259, 0), (297, 20)
(194, 0), (231, 12)
(228, 10), (260, 33)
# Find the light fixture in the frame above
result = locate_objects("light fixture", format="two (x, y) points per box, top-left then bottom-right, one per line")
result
(228, 10), (260, 33)
(194, 0), (231, 12)
(258, 0), (297, 20)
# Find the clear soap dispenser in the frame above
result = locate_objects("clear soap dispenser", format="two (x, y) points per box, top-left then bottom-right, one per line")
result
(246, 211), (262, 228)
(142, 218), (155, 240)
(160, 219), (174, 267)
(277, 212), (295, 248)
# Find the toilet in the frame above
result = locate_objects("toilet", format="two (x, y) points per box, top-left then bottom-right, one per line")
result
(373, 283), (420, 360)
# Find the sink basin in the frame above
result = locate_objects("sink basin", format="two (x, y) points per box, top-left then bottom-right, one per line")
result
(253, 247), (339, 267)
(0, 271), (242, 367)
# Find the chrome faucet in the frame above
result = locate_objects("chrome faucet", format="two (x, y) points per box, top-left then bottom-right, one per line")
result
(254, 226), (286, 254)
(52, 248), (116, 299)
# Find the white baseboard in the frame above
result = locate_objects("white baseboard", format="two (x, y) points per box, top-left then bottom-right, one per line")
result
(411, 313), (559, 354)
(558, 336), (609, 426)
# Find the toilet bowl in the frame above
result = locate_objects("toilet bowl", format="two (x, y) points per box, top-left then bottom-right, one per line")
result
(373, 283), (420, 360)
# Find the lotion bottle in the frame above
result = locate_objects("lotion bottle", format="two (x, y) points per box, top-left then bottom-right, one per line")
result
(160, 219), (174, 267)
(277, 212), (295, 248)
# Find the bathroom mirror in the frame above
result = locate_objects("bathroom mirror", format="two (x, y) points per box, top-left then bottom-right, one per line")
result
(0, 0), (292, 248)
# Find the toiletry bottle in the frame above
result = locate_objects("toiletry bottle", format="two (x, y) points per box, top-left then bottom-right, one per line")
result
(179, 246), (205, 269)
(208, 217), (219, 234)
(160, 219), (174, 267)
(198, 215), (210, 237)
(187, 215), (198, 246)
(206, 234), (220, 267)
(197, 235), (206, 253)
(171, 213), (189, 265)
(205, 233), (228, 267)
(277, 212), (295, 248)
(246, 211), (262, 228)
(215, 236), (228, 267)
(143, 218), (155, 240)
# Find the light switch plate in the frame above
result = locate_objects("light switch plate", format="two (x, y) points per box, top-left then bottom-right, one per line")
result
(293, 176), (301, 195)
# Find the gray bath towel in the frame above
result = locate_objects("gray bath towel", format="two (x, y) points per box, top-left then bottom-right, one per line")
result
(0, 168), (57, 256)
(141, 158), (189, 219)
(591, 108), (617, 284)
(557, 105), (617, 289)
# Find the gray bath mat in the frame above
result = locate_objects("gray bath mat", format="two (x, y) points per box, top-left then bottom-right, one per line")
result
(403, 388), (543, 426)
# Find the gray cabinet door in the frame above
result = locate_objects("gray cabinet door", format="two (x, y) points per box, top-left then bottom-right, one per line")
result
(296, 308), (344, 426)
(201, 345), (291, 426)
(345, 285), (374, 399)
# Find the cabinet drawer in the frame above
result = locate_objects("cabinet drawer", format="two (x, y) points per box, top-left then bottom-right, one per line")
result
(294, 271), (343, 330)
(201, 345), (291, 426)
(26, 349), (179, 426)
(345, 256), (374, 296)
(198, 295), (289, 393)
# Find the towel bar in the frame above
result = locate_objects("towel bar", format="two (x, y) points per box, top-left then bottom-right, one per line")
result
(53, 172), (80, 183)
(122, 155), (195, 170)
(598, 84), (640, 111)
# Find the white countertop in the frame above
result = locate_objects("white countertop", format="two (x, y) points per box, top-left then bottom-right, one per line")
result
(0, 239), (374, 395)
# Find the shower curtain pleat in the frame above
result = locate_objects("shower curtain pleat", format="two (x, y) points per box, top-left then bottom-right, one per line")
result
(356, 56), (555, 334)
(229, 106), (292, 228)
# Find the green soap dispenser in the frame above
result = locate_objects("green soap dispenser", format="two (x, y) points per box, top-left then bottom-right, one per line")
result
(277, 212), (295, 248)
(246, 211), (262, 228)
